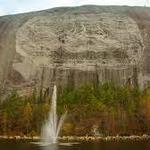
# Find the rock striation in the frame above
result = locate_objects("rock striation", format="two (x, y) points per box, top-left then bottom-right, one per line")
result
(0, 5), (150, 96)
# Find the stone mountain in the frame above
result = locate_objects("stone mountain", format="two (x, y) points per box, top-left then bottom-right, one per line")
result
(0, 5), (150, 96)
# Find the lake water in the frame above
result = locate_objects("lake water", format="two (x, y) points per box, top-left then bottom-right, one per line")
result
(0, 140), (150, 150)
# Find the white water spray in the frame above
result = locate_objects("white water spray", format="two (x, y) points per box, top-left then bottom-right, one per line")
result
(41, 85), (67, 144)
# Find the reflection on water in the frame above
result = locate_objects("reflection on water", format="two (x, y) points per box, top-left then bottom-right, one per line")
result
(40, 143), (79, 150)
(0, 140), (150, 150)
(42, 144), (58, 150)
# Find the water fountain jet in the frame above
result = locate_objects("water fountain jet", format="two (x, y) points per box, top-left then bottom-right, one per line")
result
(41, 85), (67, 144)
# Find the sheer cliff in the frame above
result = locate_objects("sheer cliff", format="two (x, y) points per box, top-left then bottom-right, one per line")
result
(0, 6), (150, 96)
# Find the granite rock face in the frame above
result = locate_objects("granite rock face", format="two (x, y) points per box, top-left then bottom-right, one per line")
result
(0, 6), (150, 96)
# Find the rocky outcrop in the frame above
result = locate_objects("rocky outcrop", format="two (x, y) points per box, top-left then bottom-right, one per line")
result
(0, 6), (150, 96)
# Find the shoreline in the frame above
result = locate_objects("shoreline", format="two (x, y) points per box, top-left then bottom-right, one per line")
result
(0, 135), (150, 142)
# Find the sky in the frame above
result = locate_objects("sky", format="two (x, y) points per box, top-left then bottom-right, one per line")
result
(0, 0), (149, 16)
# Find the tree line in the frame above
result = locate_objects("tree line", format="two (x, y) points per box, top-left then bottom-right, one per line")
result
(0, 82), (150, 136)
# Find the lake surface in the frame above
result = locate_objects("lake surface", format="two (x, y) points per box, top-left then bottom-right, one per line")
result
(0, 140), (150, 150)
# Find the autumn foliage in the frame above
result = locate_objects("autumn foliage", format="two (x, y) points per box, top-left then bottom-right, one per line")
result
(0, 83), (150, 136)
